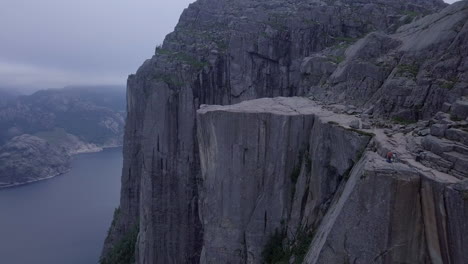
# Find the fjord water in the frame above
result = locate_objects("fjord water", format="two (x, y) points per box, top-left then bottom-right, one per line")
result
(0, 147), (122, 264)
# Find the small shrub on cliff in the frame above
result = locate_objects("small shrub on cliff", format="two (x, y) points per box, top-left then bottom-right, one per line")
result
(397, 63), (419, 77)
(262, 229), (289, 264)
(100, 224), (139, 264)
(262, 227), (316, 264)
(462, 191), (468, 201)
(291, 229), (315, 263)
(392, 116), (416, 125)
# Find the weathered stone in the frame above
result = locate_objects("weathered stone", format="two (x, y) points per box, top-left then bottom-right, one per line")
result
(430, 124), (448, 137)
(305, 153), (426, 264)
(196, 97), (371, 263)
(349, 119), (360, 129)
(451, 100), (468, 120)
(420, 151), (453, 173)
(442, 152), (468, 178)
(445, 180), (468, 262)
(421, 135), (454, 155)
(419, 128), (430, 136)
(441, 102), (452, 113)
(361, 122), (371, 129)
(304, 151), (467, 264)
(446, 128), (468, 145)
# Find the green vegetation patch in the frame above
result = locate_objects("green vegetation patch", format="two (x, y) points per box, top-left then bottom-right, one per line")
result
(346, 128), (376, 138)
(100, 223), (139, 264)
(152, 74), (185, 87)
(441, 77), (458, 90)
(397, 63), (419, 77)
(291, 230), (315, 263)
(262, 229), (289, 264)
(328, 55), (345, 64)
(156, 48), (208, 70)
(332, 36), (359, 50)
(392, 116), (417, 125)
(403, 10), (420, 18)
(441, 81), (455, 90)
(335, 36), (358, 43)
(262, 227), (315, 264)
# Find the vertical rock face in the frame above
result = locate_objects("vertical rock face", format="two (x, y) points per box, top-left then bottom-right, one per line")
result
(197, 97), (468, 264)
(103, 0), (468, 263)
(304, 153), (468, 264)
(197, 97), (371, 263)
(305, 154), (427, 264)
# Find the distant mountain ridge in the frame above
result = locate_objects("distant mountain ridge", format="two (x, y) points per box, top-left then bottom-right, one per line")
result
(0, 85), (126, 188)
(0, 85), (125, 145)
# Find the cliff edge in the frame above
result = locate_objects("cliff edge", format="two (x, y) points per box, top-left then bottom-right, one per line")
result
(102, 0), (468, 263)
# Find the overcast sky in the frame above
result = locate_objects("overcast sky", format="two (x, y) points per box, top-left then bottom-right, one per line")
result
(0, 0), (460, 93)
(0, 0), (194, 93)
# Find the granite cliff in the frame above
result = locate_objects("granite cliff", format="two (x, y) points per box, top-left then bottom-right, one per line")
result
(103, 0), (468, 263)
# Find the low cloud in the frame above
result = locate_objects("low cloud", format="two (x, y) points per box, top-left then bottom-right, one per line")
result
(0, 60), (124, 93)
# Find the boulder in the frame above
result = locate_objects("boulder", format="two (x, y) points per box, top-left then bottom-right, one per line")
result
(451, 100), (468, 120)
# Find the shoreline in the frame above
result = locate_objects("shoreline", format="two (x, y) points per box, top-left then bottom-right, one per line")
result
(0, 145), (122, 190)
(0, 170), (71, 189)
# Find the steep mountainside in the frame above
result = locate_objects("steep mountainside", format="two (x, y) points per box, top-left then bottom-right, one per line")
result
(0, 135), (70, 188)
(0, 86), (126, 146)
(102, 0), (467, 263)
(0, 86), (126, 188)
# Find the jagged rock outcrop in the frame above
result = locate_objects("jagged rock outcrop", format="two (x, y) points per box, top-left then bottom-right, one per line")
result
(103, 0), (468, 263)
(0, 134), (70, 188)
(197, 97), (371, 263)
(312, 0), (468, 120)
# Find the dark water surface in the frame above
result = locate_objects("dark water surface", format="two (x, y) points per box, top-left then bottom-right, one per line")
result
(0, 147), (122, 264)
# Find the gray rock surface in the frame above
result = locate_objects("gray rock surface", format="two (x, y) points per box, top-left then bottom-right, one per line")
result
(313, 1), (468, 120)
(0, 135), (70, 188)
(304, 152), (467, 264)
(196, 97), (468, 264)
(197, 97), (370, 263)
(451, 100), (468, 120)
(102, 0), (468, 263)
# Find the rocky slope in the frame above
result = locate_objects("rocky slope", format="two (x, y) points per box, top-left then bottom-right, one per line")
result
(103, 0), (467, 263)
(0, 135), (70, 188)
(0, 86), (125, 188)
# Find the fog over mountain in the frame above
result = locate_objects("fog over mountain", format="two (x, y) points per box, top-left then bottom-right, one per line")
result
(0, 0), (194, 93)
